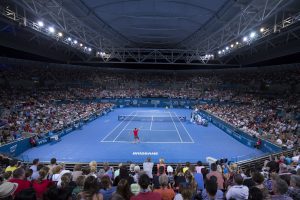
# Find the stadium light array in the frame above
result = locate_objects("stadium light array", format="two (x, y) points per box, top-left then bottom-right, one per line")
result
(1, 8), (95, 56)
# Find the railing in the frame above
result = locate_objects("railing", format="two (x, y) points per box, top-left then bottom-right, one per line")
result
(237, 147), (299, 171)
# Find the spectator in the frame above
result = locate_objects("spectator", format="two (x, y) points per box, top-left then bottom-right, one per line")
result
(72, 164), (83, 182)
(133, 165), (140, 183)
(47, 158), (57, 175)
(153, 174), (175, 200)
(0, 182), (18, 200)
(4, 160), (18, 173)
(30, 159), (39, 174)
(183, 162), (190, 173)
(131, 174), (161, 200)
(174, 182), (194, 200)
(202, 176), (224, 200)
(59, 173), (76, 194)
(153, 166), (165, 189)
(243, 168), (255, 188)
(111, 179), (133, 200)
(25, 169), (33, 181)
(174, 166), (186, 191)
(77, 176), (103, 200)
(252, 172), (270, 200)
(287, 175), (300, 200)
(226, 174), (249, 200)
(248, 187), (263, 200)
(113, 165), (134, 186)
(143, 158), (154, 179)
(157, 158), (166, 175)
(99, 175), (116, 200)
(206, 163), (224, 190)
(195, 161), (204, 174)
(114, 163), (123, 179)
(166, 166), (174, 186)
(72, 175), (86, 199)
(32, 169), (53, 199)
(8, 167), (31, 195)
(189, 165), (204, 191)
(271, 177), (293, 200)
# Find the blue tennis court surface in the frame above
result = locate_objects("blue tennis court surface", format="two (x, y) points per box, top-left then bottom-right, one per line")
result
(19, 108), (265, 163)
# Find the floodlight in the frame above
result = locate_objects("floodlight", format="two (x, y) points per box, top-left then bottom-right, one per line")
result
(67, 37), (72, 41)
(222, 50), (225, 52)
(225, 46), (229, 50)
(250, 32), (256, 38)
(230, 44), (234, 48)
(48, 27), (55, 33)
(80, 43), (83, 47)
(88, 48), (92, 52)
(260, 27), (265, 32)
(218, 51), (221, 54)
(73, 40), (78, 44)
(37, 21), (44, 27)
(236, 42), (239, 45)
(243, 36), (248, 42)
(58, 32), (63, 37)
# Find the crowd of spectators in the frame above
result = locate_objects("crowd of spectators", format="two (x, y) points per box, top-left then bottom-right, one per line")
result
(0, 65), (300, 145)
(0, 100), (113, 145)
(0, 154), (299, 200)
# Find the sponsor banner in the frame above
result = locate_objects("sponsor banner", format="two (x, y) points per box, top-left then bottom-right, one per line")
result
(132, 152), (159, 156)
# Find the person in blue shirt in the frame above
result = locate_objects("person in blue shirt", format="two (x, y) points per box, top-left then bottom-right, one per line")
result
(190, 165), (204, 191)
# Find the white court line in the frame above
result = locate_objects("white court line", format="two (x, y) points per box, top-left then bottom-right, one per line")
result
(173, 112), (195, 143)
(169, 112), (183, 142)
(100, 111), (134, 142)
(112, 113), (137, 142)
(150, 116), (153, 130)
(124, 129), (178, 131)
(101, 140), (194, 144)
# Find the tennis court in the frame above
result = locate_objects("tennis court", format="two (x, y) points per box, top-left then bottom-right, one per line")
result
(18, 108), (265, 163)
(101, 110), (194, 143)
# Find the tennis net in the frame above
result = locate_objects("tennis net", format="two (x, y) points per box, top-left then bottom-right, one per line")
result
(118, 115), (186, 122)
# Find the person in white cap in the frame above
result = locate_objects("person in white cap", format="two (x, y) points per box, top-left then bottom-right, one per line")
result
(0, 182), (18, 199)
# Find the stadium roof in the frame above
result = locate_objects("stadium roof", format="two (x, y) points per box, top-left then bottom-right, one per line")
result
(0, 0), (300, 69)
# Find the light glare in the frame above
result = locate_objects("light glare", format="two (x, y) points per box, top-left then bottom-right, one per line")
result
(250, 32), (256, 38)
(48, 27), (55, 33)
(37, 21), (44, 27)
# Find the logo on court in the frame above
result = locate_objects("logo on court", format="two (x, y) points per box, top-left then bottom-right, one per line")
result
(132, 152), (158, 156)
(10, 144), (17, 153)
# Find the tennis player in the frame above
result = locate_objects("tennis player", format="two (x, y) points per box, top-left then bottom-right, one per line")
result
(133, 128), (140, 143)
